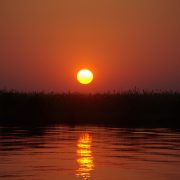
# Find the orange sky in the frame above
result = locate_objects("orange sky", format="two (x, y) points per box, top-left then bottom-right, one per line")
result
(0, 0), (180, 92)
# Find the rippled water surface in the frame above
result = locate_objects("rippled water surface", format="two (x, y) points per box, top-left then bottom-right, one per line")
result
(0, 125), (180, 180)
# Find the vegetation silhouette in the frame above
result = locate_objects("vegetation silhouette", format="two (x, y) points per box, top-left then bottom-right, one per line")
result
(0, 90), (180, 128)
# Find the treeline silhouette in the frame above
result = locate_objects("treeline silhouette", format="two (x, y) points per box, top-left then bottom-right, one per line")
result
(0, 90), (180, 128)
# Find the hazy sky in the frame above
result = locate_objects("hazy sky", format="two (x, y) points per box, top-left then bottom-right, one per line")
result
(0, 0), (180, 92)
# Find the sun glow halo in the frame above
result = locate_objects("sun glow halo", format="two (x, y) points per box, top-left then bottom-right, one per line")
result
(77, 69), (93, 85)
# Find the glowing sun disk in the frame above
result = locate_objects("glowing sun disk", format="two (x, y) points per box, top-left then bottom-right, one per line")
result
(77, 69), (93, 85)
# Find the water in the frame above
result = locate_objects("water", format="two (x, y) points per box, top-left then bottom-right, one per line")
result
(0, 125), (180, 180)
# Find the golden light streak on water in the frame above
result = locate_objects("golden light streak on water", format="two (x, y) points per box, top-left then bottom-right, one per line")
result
(76, 133), (94, 180)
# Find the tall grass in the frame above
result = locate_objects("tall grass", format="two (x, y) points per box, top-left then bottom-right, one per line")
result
(0, 90), (180, 127)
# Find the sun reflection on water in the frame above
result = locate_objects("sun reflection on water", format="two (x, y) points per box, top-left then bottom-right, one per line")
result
(76, 133), (94, 180)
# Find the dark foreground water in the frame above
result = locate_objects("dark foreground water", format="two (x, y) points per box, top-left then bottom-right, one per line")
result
(0, 125), (180, 180)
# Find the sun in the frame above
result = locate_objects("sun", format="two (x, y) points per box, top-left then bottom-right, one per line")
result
(77, 69), (93, 85)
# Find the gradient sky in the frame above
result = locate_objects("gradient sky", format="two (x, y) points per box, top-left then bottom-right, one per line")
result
(0, 0), (180, 92)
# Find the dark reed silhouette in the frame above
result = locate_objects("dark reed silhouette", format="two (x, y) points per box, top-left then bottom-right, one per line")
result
(0, 90), (180, 128)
